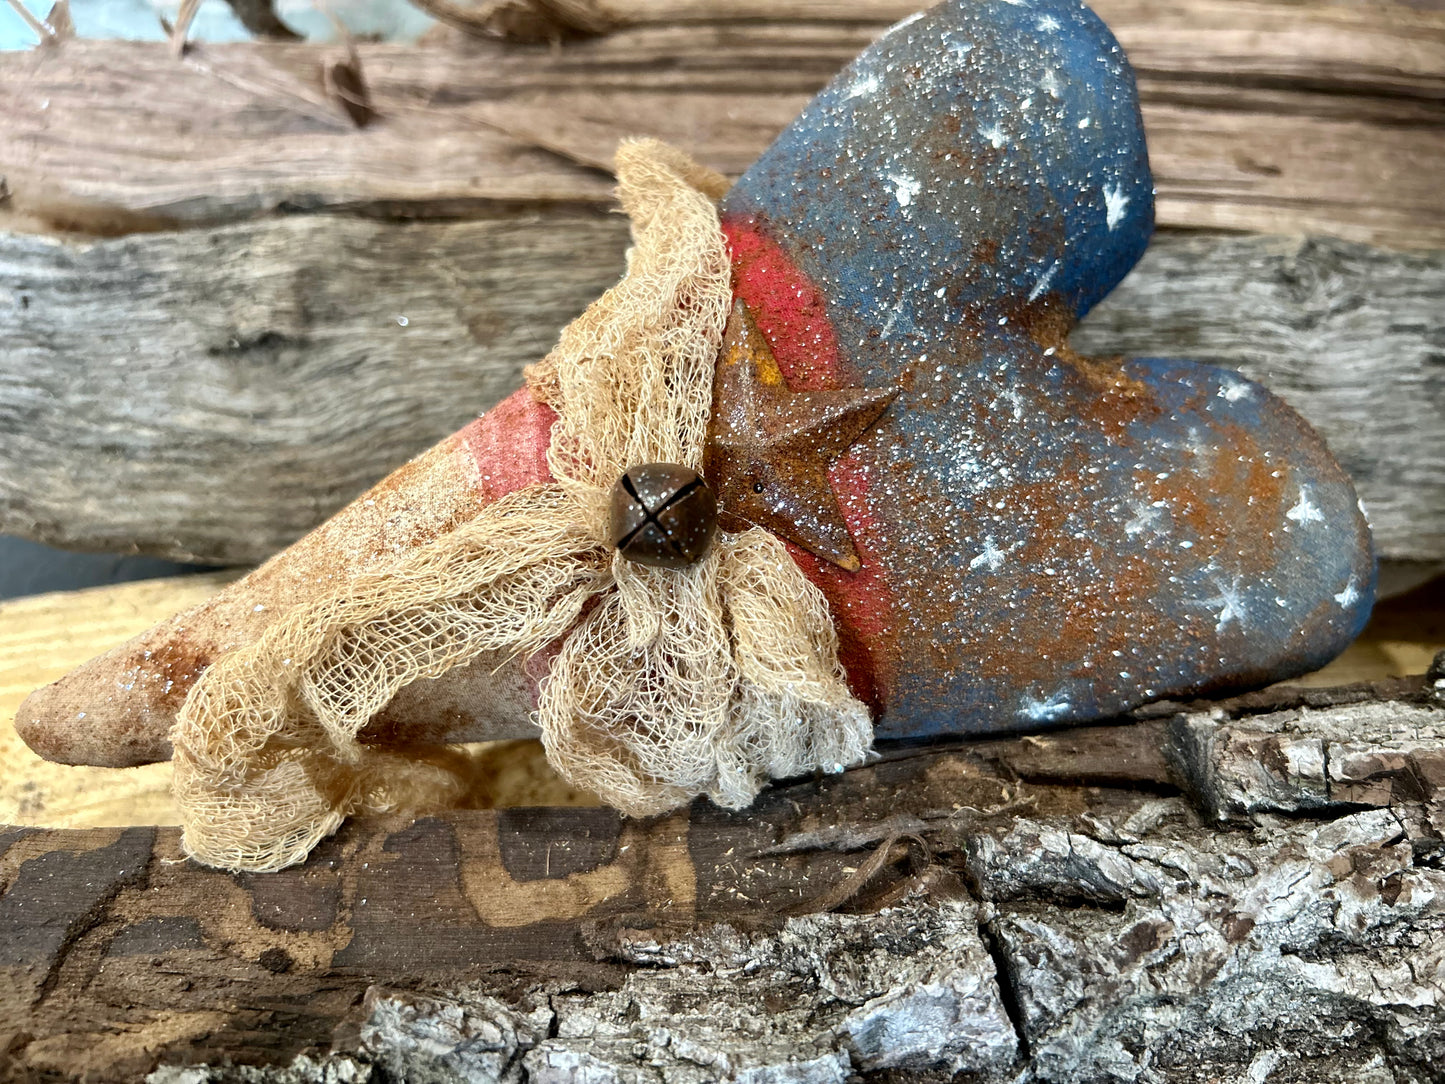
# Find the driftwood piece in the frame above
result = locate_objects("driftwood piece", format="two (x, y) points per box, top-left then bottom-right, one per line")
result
(3, 220), (1442, 564)
(2, 674), (1444, 1081)
(0, 0), (1442, 564)
(1, 3), (1442, 245)
(0, 214), (624, 564)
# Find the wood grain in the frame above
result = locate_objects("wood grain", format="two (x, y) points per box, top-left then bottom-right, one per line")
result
(3, 221), (1440, 563)
(0, 576), (234, 830)
(0, 0), (1441, 246)
(0, 212), (625, 564)
(2, 674), (1443, 1080)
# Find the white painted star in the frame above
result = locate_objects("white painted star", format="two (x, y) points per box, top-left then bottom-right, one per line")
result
(1197, 574), (1248, 634)
(1123, 499), (1167, 539)
(1286, 487), (1325, 526)
(1103, 183), (1130, 230)
(969, 537), (1006, 572)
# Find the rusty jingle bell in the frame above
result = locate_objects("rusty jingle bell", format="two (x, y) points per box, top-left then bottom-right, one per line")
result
(609, 463), (719, 569)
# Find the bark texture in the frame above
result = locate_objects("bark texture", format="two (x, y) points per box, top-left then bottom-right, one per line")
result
(3, 674), (1444, 1082)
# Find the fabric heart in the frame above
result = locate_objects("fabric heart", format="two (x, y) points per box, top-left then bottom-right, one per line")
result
(717, 0), (1374, 739)
(17, 0), (1372, 774)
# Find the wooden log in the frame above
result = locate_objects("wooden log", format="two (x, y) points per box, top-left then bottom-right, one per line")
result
(1, 0), (1441, 564)
(1, 2), (1442, 245)
(0, 213), (625, 564)
(3, 217), (1441, 564)
(2, 674), (1443, 1081)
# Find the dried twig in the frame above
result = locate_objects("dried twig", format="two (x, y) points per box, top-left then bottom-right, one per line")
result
(4, 0), (56, 44)
(406, 0), (614, 43)
(44, 0), (72, 40)
(323, 54), (376, 127)
(222, 0), (301, 39)
(168, 0), (203, 55)
(788, 833), (931, 915)
(315, 4), (378, 128)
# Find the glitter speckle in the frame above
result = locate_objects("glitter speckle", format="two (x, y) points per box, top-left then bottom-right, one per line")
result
(882, 11), (924, 36)
(1334, 578), (1360, 608)
(1218, 377), (1253, 403)
(1021, 691), (1072, 722)
(1028, 259), (1060, 302)
(847, 73), (881, 100)
(943, 29), (975, 60)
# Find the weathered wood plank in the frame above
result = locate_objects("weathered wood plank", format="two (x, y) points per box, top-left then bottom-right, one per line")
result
(1, 0), (1442, 246)
(3, 221), (1440, 564)
(2, 675), (1443, 1080)
(0, 212), (626, 563)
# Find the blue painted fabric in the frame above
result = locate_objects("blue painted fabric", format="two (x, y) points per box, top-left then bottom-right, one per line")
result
(720, 0), (1374, 738)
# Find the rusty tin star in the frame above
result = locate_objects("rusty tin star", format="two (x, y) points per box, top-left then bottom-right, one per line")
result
(703, 299), (897, 571)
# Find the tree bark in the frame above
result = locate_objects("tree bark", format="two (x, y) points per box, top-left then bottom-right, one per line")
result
(2, 673), (1443, 1082)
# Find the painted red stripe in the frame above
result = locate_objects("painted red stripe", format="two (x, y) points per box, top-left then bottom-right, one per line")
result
(724, 216), (896, 711)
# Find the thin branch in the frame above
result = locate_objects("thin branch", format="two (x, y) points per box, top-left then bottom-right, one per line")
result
(4, 0), (56, 44)
(222, 0), (301, 39)
(169, 0), (203, 56)
(44, 0), (72, 40)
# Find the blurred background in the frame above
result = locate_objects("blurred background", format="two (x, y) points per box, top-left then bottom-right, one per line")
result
(1, 0), (431, 50)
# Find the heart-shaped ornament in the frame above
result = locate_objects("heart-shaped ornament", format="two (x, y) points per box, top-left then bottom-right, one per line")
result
(17, 0), (1372, 769)
(714, 0), (1374, 738)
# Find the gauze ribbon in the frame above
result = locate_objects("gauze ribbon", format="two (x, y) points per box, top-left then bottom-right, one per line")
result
(171, 139), (872, 873)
